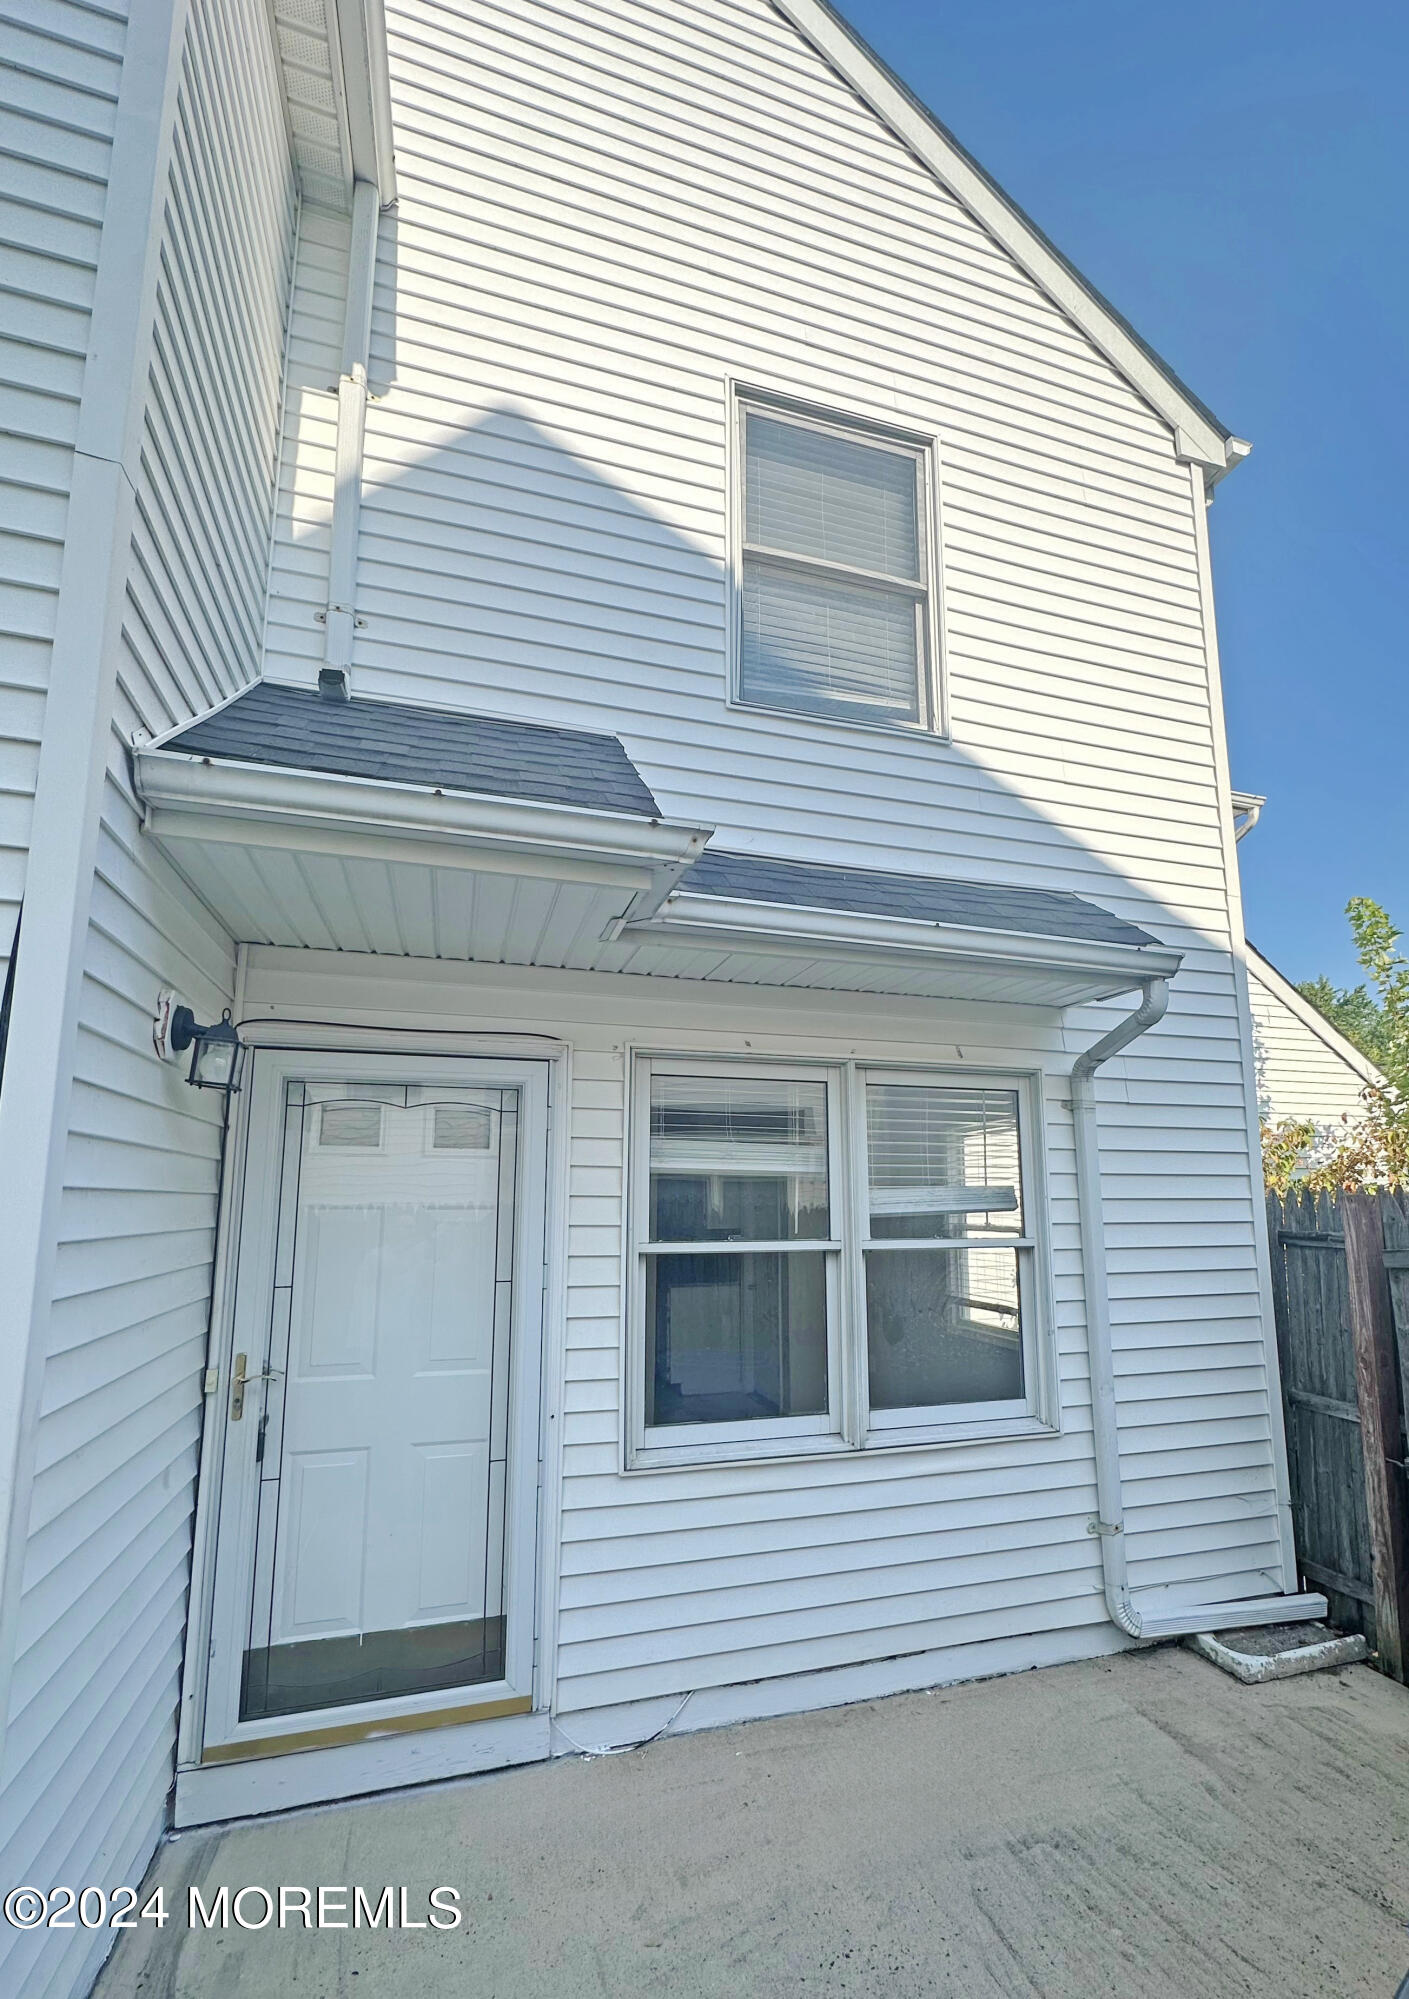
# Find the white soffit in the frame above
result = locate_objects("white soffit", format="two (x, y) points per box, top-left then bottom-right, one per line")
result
(269, 0), (396, 208)
(773, 0), (1246, 474)
(270, 0), (350, 208)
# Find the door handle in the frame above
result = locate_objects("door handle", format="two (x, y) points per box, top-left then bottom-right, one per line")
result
(229, 1353), (283, 1422)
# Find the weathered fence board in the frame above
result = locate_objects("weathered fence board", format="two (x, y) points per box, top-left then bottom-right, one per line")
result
(1267, 1187), (1409, 1676)
(1343, 1195), (1409, 1680)
(1268, 1189), (1374, 1637)
(1385, 1196), (1409, 1516)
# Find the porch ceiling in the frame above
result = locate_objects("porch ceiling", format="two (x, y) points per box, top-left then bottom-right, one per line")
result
(148, 825), (650, 967)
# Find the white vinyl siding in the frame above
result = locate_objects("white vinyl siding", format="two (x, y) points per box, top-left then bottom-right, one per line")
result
(249, 0), (1280, 1715)
(0, 0), (126, 986)
(125, 0), (295, 729)
(1246, 948), (1380, 1134)
(241, 953), (1288, 1727)
(0, 0), (293, 1990)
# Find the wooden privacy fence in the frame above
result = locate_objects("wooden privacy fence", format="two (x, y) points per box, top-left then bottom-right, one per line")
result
(1267, 1187), (1409, 1679)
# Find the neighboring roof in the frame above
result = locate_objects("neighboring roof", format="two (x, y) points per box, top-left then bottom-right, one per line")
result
(159, 681), (663, 819)
(682, 849), (1162, 951)
(1246, 944), (1386, 1091)
(773, 0), (1244, 473)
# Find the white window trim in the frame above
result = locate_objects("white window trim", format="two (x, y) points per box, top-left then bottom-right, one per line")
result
(725, 383), (950, 742)
(625, 1053), (1057, 1470)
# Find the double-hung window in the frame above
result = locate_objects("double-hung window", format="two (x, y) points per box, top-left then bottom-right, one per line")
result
(640, 1068), (840, 1446)
(734, 394), (941, 733)
(629, 1058), (1051, 1467)
(861, 1078), (1033, 1438)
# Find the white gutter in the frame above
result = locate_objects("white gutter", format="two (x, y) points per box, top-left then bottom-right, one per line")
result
(626, 896), (1183, 990)
(1072, 978), (1326, 1639)
(132, 747), (714, 877)
(324, 175), (380, 676)
(1230, 790), (1265, 842)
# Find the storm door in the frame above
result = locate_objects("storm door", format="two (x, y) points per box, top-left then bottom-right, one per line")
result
(201, 1054), (547, 1763)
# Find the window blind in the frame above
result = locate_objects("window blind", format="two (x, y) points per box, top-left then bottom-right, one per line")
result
(866, 1085), (1022, 1232)
(740, 412), (927, 727)
(746, 416), (920, 578)
(649, 1074), (828, 1179)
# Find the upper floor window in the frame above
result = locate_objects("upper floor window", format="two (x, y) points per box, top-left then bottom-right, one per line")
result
(735, 394), (942, 734)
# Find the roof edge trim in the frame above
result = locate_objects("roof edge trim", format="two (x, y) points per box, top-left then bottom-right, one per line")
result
(772, 0), (1238, 469)
(1246, 943), (1387, 1092)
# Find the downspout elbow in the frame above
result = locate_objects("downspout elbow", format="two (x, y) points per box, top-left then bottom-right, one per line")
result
(1072, 977), (1169, 1083)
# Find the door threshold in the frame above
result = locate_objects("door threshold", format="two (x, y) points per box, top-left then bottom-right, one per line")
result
(202, 1692), (533, 1765)
(176, 1709), (550, 1826)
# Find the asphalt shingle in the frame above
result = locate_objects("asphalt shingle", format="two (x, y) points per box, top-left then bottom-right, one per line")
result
(163, 681), (662, 818)
(682, 849), (1160, 949)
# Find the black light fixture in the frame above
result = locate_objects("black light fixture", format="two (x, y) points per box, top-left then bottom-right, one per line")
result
(169, 1005), (246, 1092)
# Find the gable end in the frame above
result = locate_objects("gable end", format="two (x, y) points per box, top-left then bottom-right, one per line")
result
(773, 0), (1245, 474)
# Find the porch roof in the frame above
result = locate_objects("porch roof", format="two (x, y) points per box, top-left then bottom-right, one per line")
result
(677, 849), (1160, 951)
(134, 684), (1181, 1007)
(161, 681), (663, 819)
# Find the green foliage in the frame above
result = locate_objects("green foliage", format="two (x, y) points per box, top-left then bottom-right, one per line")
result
(1269, 897), (1409, 1192)
(1260, 1118), (1317, 1195)
(1345, 897), (1409, 1096)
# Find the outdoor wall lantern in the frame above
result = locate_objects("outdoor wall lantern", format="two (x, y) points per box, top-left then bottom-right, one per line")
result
(169, 1006), (246, 1092)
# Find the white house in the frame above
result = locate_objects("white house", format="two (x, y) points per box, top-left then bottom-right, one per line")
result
(0, 0), (1324, 1991)
(1225, 799), (1384, 1143)
(1247, 945), (1382, 1137)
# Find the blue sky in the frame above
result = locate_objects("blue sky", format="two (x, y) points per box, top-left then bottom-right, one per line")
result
(846, 0), (1406, 989)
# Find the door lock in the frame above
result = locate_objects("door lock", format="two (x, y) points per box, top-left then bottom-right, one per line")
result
(230, 1352), (283, 1422)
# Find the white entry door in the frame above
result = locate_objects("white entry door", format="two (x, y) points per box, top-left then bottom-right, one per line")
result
(201, 1052), (548, 1762)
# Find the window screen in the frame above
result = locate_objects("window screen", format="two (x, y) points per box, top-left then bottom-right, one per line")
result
(644, 1074), (831, 1427)
(739, 409), (932, 729)
(864, 1083), (1027, 1412)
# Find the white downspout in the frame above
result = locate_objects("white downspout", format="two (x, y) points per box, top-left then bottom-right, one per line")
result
(1071, 978), (1170, 1639)
(1072, 976), (1328, 1641)
(323, 175), (380, 680)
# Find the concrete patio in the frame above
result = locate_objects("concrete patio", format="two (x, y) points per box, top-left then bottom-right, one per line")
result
(95, 1644), (1409, 1998)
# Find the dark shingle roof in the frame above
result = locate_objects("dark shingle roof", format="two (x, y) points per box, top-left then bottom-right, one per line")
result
(681, 850), (1160, 950)
(162, 682), (662, 818)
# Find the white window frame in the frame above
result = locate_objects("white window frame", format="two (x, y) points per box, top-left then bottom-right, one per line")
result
(626, 1054), (1056, 1470)
(849, 1067), (1055, 1448)
(626, 1056), (850, 1468)
(727, 385), (948, 741)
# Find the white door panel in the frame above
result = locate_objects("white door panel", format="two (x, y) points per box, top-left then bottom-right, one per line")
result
(280, 1449), (369, 1636)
